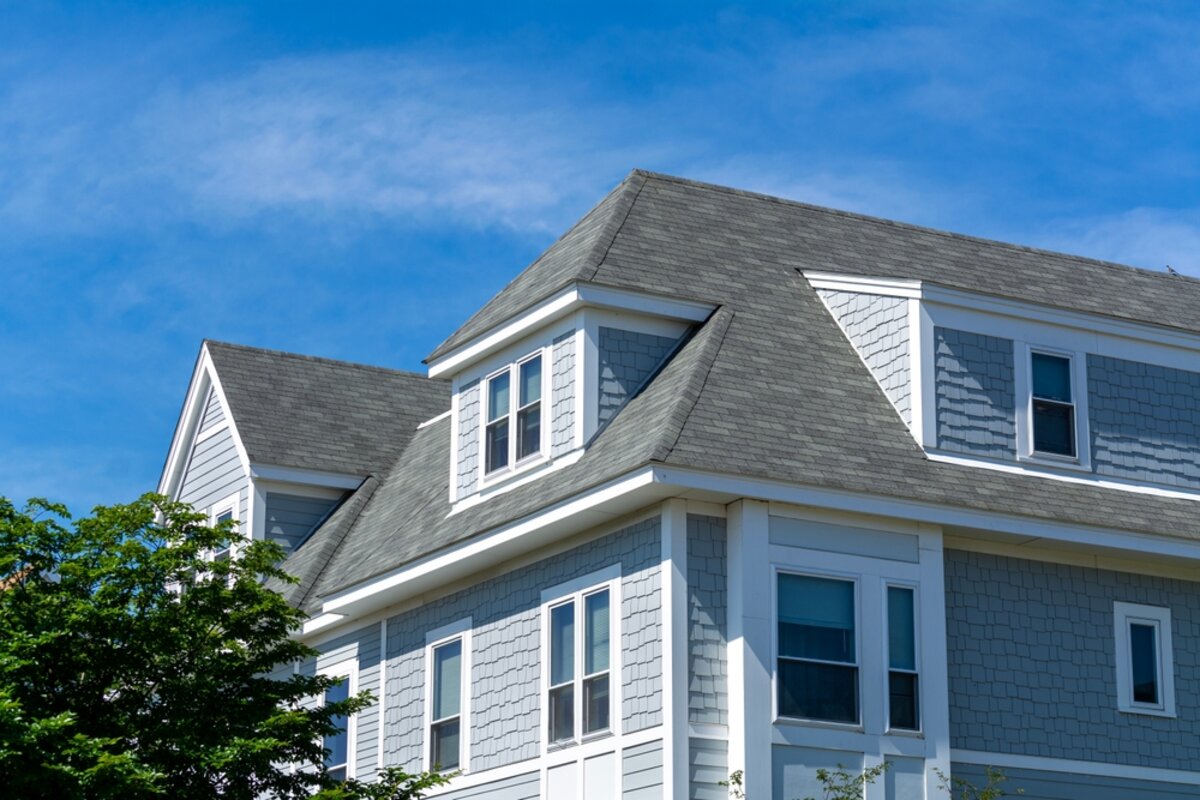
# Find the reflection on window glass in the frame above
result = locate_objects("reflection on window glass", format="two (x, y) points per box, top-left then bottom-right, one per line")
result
(1031, 352), (1075, 456)
(324, 677), (350, 781)
(1130, 623), (1159, 705)
(430, 639), (462, 770)
(583, 590), (611, 734)
(887, 586), (919, 730)
(777, 574), (858, 723)
(548, 601), (575, 742)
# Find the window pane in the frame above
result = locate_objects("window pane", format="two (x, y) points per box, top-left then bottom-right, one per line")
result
(889, 671), (919, 730)
(433, 639), (462, 720)
(324, 678), (349, 769)
(516, 404), (541, 460)
(583, 673), (610, 734)
(548, 684), (574, 742)
(216, 510), (233, 523)
(485, 420), (509, 472)
(777, 660), (858, 723)
(585, 590), (610, 675)
(1032, 353), (1072, 402)
(1033, 400), (1075, 456)
(1131, 623), (1159, 704)
(887, 586), (916, 671)
(550, 602), (575, 686)
(431, 718), (460, 770)
(520, 356), (542, 406)
(778, 574), (855, 663)
(488, 372), (510, 422)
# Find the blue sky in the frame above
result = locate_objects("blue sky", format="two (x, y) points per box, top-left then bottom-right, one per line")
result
(4, 1), (1200, 513)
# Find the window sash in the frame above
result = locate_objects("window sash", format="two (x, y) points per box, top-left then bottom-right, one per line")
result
(776, 572), (859, 724)
(323, 677), (350, 777)
(1029, 351), (1077, 457)
(546, 585), (613, 744)
(482, 353), (544, 474)
(886, 584), (920, 731)
(1129, 620), (1161, 706)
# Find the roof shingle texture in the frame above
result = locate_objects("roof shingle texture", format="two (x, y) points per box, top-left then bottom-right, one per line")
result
(262, 171), (1200, 611)
(206, 341), (448, 476)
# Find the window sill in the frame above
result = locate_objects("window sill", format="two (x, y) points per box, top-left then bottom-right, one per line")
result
(1017, 452), (1092, 473)
(884, 727), (924, 739)
(1118, 705), (1176, 719)
(480, 451), (550, 488)
(773, 716), (863, 733)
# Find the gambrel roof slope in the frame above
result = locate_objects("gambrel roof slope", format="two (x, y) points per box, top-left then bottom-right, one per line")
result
(270, 171), (1200, 612)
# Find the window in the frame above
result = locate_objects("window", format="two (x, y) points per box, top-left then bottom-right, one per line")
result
(319, 661), (356, 782)
(208, 493), (239, 562)
(886, 585), (919, 731)
(546, 585), (612, 744)
(1030, 352), (1075, 457)
(485, 353), (543, 474)
(1114, 602), (1175, 716)
(430, 639), (463, 770)
(777, 573), (858, 724)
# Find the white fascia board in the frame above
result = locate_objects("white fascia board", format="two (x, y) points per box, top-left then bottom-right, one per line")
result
(426, 282), (714, 378)
(204, 349), (252, 478)
(316, 467), (666, 621)
(249, 463), (364, 490)
(805, 271), (1200, 353)
(651, 465), (1200, 564)
(157, 348), (212, 498)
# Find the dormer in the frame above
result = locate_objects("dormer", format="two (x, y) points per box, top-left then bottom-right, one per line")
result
(807, 271), (1200, 498)
(429, 283), (712, 508)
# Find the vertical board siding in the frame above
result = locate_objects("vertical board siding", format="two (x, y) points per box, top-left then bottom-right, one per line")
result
(456, 379), (481, 496)
(551, 332), (577, 456)
(430, 771), (540, 800)
(688, 738), (728, 800)
(1087, 353), (1200, 488)
(687, 515), (727, 726)
(178, 425), (246, 512)
(199, 386), (226, 433)
(950, 763), (1200, 799)
(264, 492), (340, 556)
(383, 518), (662, 774)
(934, 327), (1016, 458)
(621, 739), (664, 800)
(817, 289), (912, 425)
(597, 327), (679, 427)
(945, 549), (1200, 770)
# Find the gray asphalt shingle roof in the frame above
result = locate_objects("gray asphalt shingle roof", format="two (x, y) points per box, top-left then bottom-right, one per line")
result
(206, 341), (449, 476)
(233, 171), (1200, 611)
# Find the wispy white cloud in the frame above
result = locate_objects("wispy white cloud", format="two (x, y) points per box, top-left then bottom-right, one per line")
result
(1034, 207), (1200, 277)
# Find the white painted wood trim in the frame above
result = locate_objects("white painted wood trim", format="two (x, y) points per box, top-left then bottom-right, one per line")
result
(943, 534), (1200, 582)
(424, 621), (472, 774)
(249, 464), (364, 490)
(660, 498), (689, 800)
(377, 618), (388, 771)
(1113, 601), (1176, 718)
(950, 749), (1200, 787)
(318, 657), (359, 780)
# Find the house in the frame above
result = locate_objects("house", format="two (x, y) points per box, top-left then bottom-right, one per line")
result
(158, 170), (1200, 799)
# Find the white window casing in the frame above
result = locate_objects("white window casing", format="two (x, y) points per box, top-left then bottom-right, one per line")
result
(209, 491), (240, 562)
(1015, 343), (1091, 470)
(319, 658), (358, 781)
(424, 617), (473, 773)
(1114, 601), (1175, 717)
(482, 349), (550, 483)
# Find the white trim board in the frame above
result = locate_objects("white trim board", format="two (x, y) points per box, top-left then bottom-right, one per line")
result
(951, 749), (1200, 787)
(427, 282), (713, 378)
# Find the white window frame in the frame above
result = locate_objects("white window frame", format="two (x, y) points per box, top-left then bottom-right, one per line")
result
(208, 491), (240, 562)
(482, 348), (549, 482)
(319, 659), (358, 781)
(771, 566), (863, 729)
(423, 618), (472, 774)
(1114, 601), (1175, 717)
(1014, 343), (1091, 470)
(539, 565), (622, 752)
(883, 581), (921, 734)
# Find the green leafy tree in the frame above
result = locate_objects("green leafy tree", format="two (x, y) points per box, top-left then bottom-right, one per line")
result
(0, 495), (449, 799)
(936, 766), (1021, 799)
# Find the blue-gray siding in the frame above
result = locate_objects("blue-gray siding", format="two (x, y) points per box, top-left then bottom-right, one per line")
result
(687, 515), (727, 726)
(178, 424), (247, 519)
(598, 327), (678, 427)
(1087, 353), (1200, 489)
(818, 289), (912, 426)
(383, 517), (662, 774)
(773, 745), (863, 800)
(945, 549), (1200, 770)
(431, 771), (539, 800)
(456, 379), (481, 496)
(551, 332), (577, 456)
(689, 738), (728, 800)
(264, 492), (339, 556)
(199, 386), (225, 433)
(951, 763), (1200, 799)
(622, 739), (664, 800)
(934, 327), (1015, 457)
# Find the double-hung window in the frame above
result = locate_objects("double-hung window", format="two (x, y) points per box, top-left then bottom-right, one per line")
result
(777, 573), (858, 724)
(1114, 602), (1175, 716)
(320, 663), (356, 782)
(886, 585), (919, 731)
(547, 585), (612, 744)
(430, 638), (463, 770)
(1030, 351), (1076, 457)
(485, 353), (543, 474)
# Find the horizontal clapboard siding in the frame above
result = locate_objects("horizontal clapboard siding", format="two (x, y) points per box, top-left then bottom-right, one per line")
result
(622, 739), (663, 800)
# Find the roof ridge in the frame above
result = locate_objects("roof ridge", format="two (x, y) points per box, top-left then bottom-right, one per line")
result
(651, 307), (734, 463)
(204, 340), (441, 381)
(632, 169), (1200, 290)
